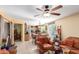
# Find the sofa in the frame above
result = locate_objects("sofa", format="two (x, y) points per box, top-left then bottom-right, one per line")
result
(60, 37), (79, 54)
(36, 35), (53, 54)
(0, 48), (17, 54)
(0, 49), (9, 54)
(0, 45), (17, 54)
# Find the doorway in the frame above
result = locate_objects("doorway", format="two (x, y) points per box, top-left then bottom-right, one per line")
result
(14, 24), (22, 42)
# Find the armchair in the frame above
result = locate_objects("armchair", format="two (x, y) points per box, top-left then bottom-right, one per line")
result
(36, 35), (53, 54)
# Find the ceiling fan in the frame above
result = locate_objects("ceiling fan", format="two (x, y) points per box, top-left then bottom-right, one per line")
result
(34, 5), (63, 17)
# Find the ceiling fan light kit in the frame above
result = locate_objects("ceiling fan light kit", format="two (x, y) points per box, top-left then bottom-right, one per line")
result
(43, 13), (50, 17)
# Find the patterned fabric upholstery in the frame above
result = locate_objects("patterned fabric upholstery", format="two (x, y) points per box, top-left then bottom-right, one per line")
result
(61, 37), (79, 54)
(0, 49), (9, 54)
(73, 38), (79, 49)
(36, 35), (53, 53)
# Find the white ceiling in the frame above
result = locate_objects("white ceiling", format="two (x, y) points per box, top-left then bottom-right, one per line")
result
(0, 5), (79, 25)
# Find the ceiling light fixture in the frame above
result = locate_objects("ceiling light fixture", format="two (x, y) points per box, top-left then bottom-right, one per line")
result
(43, 12), (50, 17)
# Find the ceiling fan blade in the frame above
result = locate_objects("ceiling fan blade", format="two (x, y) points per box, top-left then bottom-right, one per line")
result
(51, 13), (61, 16)
(36, 8), (43, 11)
(34, 14), (41, 17)
(51, 5), (63, 11)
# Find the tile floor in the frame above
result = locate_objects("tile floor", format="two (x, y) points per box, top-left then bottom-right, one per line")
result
(16, 39), (39, 54)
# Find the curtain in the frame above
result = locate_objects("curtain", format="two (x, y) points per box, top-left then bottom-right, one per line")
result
(47, 23), (56, 41)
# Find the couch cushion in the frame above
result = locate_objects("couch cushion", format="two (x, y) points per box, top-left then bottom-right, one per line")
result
(43, 44), (52, 49)
(9, 49), (17, 54)
(0, 49), (9, 54)
(73, 39), (79, 49)
(61, 38), (74, 47)
(65, 39), (74, 47)
(62, 37), (76, 47)
(37, 37), (44, 44)
(60, 45), (74, 49)
(37, 36), (50, 44)
(70, 49), (79, 54)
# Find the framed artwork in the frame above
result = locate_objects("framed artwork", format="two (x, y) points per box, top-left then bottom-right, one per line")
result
(40, 25), (47, 33)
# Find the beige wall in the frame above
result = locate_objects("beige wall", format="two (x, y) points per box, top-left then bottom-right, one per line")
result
(55, 13), (79, 39)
